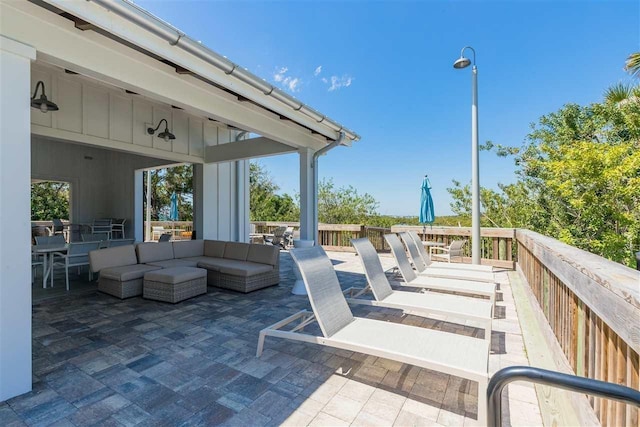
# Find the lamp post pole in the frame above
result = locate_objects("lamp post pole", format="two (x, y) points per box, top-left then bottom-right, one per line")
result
(454, 46), (481, 264)
(470, 61), (480, 265)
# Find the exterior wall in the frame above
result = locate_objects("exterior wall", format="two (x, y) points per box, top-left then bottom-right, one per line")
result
(193, 128), (250, 242)
(32, 137), (174, 237)
(31, 64), (208, 165)
(0, 35), (35, 402)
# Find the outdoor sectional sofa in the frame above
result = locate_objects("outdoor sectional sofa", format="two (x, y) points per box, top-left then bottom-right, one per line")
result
(89, 239), (280, 299)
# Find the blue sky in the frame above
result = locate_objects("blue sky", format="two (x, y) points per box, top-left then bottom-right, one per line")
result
(138, 0), (639, 216)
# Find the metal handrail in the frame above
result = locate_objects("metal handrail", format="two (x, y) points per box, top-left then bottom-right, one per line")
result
(487, 366), (640, 427)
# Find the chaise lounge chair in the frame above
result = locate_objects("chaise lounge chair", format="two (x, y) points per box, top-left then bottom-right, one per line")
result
(407, 230), (495, 273)
(389, 233), (496, 283)
(256, 245), (489, 424)
(348, 238), (493, 341)
(385, 234), (497, 304)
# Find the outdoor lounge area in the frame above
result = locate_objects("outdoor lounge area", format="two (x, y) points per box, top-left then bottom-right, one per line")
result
(2, 2), (638, 426)
(2, 250), (541, 426)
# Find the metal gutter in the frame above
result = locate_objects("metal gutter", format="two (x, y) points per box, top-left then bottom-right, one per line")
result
(87, 0), (360, 143)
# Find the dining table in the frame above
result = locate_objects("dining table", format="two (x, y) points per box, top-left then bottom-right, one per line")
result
(32, 243), (68, 288)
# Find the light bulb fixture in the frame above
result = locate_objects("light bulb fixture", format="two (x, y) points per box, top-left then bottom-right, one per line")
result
(147, 118), (176, 142)
(453, 46), (476, 69)
(30, 81), (59, 113)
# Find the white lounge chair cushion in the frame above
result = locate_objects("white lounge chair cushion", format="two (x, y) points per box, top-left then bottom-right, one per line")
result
(418, 268), (495, 283)
(428, 261), (495, 273)
(382, 291), (493, 320)
(144, 267), (207, 284)
(136, 242), (175, 263)
(404, 276), (496, 297)
(172, 240), (204, 259)
(331, 317), (488, 381)
(101, 264), (161, 281)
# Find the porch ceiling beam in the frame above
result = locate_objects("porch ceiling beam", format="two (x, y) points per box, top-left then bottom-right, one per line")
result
(205, 137), (297, 163)
(1, 1), (326, 151)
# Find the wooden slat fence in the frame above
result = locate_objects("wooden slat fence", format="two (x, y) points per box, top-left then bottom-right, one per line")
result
(517, 229), (640, 427)
(392, 225), (516, 269)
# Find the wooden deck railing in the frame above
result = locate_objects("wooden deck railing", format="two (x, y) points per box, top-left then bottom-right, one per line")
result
(250, 221), (391, 252)
(391, 225), (516, 269)
(144, 221), (193, 240)
(251, 222), (516, 267)
(516, 229), (640, 427)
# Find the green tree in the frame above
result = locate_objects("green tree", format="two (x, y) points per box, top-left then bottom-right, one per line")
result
(448, 83), (640, 266)
(318, 179), (378, 224)
(625, 52), (640, 78)
(249, 162), (299, 221)
(144, 165), (193, 221)
(31, 182), (70, 220)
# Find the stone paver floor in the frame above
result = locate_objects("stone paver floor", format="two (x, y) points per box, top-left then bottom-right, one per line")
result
(2, 251), (542, 426)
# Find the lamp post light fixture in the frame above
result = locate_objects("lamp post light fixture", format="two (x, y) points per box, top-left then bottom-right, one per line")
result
(453, 46), (481, 265)
(147, 118), (176, 142)
(30, 80), (59, 113)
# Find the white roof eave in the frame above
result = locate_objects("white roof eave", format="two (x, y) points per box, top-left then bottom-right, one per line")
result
(40, 0), (360, 144)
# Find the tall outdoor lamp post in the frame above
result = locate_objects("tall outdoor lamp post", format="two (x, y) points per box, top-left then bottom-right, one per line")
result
(453, 46), (481, 265)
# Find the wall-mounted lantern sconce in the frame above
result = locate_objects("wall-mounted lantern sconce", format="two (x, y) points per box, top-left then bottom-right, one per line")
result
(31, 81), (59, 113)
(147, 119), (176, 142)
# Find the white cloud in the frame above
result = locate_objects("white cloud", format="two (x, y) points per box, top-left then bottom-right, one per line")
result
(272, 66), (302, 92)
(286, 77), (300, 92)
(273, 66), (288, 82)
(328, 75), (353, 91)
(314, 65), (322, 76)
(321, 77), (328, 84)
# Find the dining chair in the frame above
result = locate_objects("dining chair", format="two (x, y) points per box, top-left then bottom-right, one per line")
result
(52, 241), (101, 290)
(111, 219), (126, 239)
(91, 219), (113, 240)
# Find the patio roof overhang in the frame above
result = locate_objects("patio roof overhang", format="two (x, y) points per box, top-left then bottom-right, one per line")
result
(7, 0), (359, 153)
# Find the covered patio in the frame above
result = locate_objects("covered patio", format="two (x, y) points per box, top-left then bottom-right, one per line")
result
(1, 251), (541, 426)
(1, 0), (358, 404)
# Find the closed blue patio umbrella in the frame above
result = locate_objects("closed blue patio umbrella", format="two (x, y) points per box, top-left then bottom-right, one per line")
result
(419, 176), (435, 235)
(169, 192), (179, 221)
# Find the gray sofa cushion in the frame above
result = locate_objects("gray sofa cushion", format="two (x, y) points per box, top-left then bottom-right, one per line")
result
(197, 258), (273, 277)
(136, 242), (175, 264)
(101, 264), (162, 281)
(144, 267), (207, 284)
(172, 240), (204, 259)
(146, 259), (199, 268)
(223, 242), (249, 261)
(89, 245), (137, 273)
(204, 240), (226, 258)
(181, 256), (216, 265)
(218, 262), (273, 277)
(247, 244), (279, 266)
(196, 257), (232, 271)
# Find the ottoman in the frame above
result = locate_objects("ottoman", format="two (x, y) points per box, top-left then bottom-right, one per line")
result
(143, 267), (207, 303)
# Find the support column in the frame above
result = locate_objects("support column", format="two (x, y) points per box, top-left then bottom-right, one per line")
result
(193, 162), (219, 240)
(0, 36), (35, 401)
(133, 169), (143, 242)
(299, 148), (315, 241)
(193, 164), (203, 240)
(235, 159), (250, 242)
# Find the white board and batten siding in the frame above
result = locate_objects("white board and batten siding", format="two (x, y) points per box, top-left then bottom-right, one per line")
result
(30, 64), (249, 242)
(30, 64), (218, 163)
